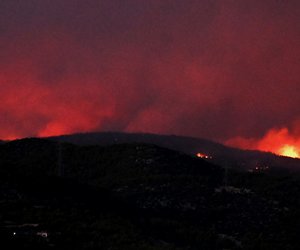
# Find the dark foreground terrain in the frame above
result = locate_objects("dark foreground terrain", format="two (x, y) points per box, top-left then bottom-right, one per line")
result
(0, 138), (299, 249)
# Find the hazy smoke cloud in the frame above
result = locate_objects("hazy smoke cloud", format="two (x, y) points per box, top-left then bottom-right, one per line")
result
(0, 0), (299, 152)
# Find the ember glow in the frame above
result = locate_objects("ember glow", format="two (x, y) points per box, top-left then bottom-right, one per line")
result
(196, 153), (212, 159)
(0, 0), (299, 154)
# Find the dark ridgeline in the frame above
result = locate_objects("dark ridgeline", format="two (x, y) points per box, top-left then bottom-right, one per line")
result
(48, 131), (300, 173)
(0, 136), (299, 249)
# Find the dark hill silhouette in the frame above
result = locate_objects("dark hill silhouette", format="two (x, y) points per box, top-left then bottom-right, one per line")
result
(0, 138), (299, 249)
(0, 137), (222, 183)
(46, 131), (300, 173)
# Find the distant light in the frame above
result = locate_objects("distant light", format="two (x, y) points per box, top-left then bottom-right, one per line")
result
(37, 231), (48, 238)
(253, 165), (270, 172)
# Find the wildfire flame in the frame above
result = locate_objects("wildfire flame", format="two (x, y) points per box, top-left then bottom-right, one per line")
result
(279, 145), (299, 158)
(196, 152), (212, 159)
(226, 127), (300, 159)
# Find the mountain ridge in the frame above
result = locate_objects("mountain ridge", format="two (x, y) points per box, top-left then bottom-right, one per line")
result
(44, 131), (300, 173)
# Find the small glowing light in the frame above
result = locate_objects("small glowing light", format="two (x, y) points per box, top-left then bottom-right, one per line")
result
(196, 152), (212, 159)
(279, 145), (299, 158)
(37, 231), (48, 238)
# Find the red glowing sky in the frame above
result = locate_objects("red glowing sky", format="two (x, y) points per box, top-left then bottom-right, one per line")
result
(0, 0), (299, 157)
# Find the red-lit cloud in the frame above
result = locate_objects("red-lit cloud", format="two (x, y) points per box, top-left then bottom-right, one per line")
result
(0, 0), (299, 156)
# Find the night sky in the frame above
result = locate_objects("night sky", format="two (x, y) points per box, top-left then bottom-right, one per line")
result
(0, 0), (299, 156)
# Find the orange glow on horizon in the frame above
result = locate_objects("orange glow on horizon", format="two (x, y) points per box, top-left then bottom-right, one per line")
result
(227, 127), (300, 159)
(279, 145), (300, 158)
